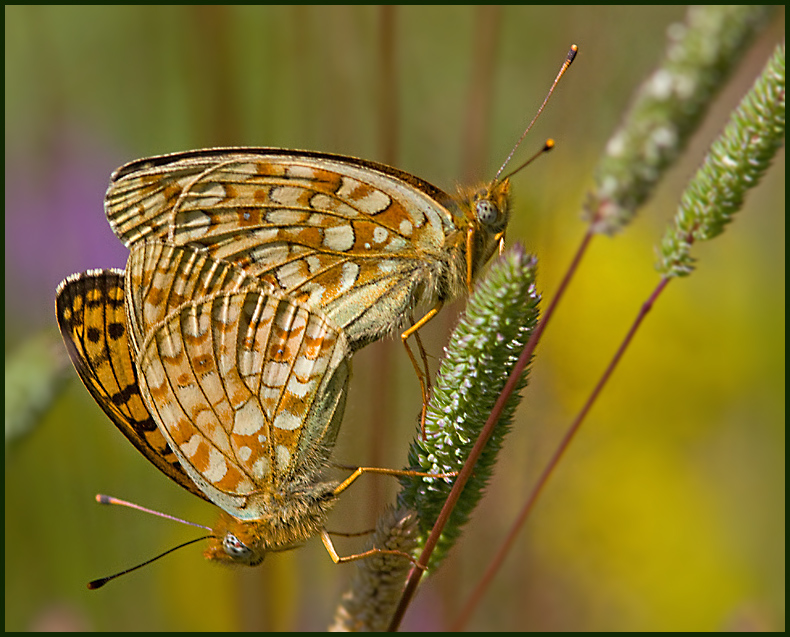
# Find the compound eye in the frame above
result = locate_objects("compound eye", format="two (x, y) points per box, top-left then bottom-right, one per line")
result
(223, 533), (253, 560)
(476, 199), (498, 225)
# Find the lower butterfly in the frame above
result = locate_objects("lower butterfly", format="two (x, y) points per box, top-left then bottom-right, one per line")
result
(56, 259), (452, 583)
(136, 286), (352, 565)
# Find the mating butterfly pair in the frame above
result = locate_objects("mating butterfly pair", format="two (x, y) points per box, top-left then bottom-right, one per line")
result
(56, 147), (511, 570)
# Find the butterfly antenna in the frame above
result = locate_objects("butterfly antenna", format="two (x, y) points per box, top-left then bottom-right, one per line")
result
(87, 536), (211, 589)
(498, 138), (555, 183)
(88, 494), (214, 589)
(94, 494), (211, 531)
(493, 44), (578, 183)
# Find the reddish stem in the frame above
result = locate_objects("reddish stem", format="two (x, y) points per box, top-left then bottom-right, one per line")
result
(387, 227), (594, 631)
(451, 275), (672, 630)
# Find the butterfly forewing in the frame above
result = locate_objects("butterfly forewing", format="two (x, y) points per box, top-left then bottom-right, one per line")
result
(106, 149), (489, 348)
(136, 287), (350, 520)
(55, 270), (209, 501)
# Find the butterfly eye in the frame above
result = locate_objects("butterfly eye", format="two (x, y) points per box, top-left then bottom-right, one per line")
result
(476, 199), (499, 225)
(223, 533), (255, 561)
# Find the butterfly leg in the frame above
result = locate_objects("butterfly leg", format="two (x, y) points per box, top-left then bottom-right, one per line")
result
(401, 304), (442, 437)
(319, 529), (425, 568)
(466, 226), (476, 294)
(325, 528), (375, 537)
(332, 466), (457, 497)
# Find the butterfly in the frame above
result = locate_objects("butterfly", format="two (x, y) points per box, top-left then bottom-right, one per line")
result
(105, 41), (582, 357)
(102, 42), (579, 408)
(58, 246), (444, 571)
(104, 148), (512, 404)
(57, 261), (358, 566)
(136, 284), (352, 565)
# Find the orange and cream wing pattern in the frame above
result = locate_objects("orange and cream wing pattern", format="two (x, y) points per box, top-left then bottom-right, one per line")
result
(135, 287), (350, 520)
(124, 239), (264, 357)
(55, 270), (209, 502)
(105, 148), (510, 347)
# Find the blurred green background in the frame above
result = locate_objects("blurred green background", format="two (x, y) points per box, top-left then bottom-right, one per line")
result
(5, 6), (784, 631)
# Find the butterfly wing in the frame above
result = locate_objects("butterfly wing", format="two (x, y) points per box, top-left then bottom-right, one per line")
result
(55, 270), (210, 502)
(135, 287), (350, 520)
(106, 148), (467, 348)
(124, 239), (265, 357)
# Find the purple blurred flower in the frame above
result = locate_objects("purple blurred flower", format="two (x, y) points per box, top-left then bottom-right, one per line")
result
(5, 126), (130, 341)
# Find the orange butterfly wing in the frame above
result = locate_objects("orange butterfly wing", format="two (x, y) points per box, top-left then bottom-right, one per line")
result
(55, 270), (209, 502)
(136, 286), (350, 519)
(105, 148), (480, 349)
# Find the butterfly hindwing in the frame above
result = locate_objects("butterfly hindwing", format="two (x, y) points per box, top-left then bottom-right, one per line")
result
(135, 286), (350, 520)
(124, 239), (264, 357)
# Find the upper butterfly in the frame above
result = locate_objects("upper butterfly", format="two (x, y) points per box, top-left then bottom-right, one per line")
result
(104, 45), (575, 414)
(105, 147), (510, 350)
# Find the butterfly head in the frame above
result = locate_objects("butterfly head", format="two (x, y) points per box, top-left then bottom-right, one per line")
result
(204, 479), (339, 566)
(205, 514), (300, 566)
(218, 531), (265, 566)
(471, 178), (511, 233)
(455, 179), (512, 288)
